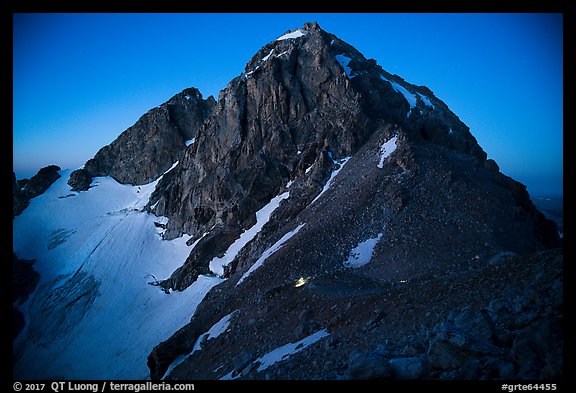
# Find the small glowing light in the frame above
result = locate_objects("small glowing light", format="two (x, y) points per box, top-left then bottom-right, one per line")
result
(399, 280), (408, 283)
(295, 277), (308, 287)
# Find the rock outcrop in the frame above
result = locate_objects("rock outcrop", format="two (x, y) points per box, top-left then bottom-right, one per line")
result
(340, 249), (563, 380)
(13, 253), (40, 339)
(68, 87), (216, 190)
(13, 165), (61, 216)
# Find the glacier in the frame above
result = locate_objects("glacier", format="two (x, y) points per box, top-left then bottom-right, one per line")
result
(13, 170), (222, 379)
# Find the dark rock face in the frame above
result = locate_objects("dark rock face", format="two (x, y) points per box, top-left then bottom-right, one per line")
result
(147, 22), (558, 293)
(68, 87), (216, 190)
(13, 165), (61, 216)
(13, 173), (26, 216)
(149, 25), (376, 243)
(346, 350), (392, 379)
(13, 253), (40, 339)
(67, 167), (93, 191)
(144, 23), (560, 380)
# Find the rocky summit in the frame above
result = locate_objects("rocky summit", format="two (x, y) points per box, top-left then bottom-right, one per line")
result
(143, 22), (560, 380)
(14, 22), (562, 381)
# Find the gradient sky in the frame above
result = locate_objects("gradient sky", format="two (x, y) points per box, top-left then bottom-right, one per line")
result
(13, 13), (563, 196)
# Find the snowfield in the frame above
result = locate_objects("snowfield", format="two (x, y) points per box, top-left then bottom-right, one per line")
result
(377, 136), (398, 168)
(261, 49), (274, 62)
(13, 170), (222, 379)
(417, 92), (434, 108)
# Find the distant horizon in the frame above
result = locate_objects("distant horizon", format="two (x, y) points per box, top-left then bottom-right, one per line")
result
(13, 13), (563, 197)
(15, 166), (564, 201)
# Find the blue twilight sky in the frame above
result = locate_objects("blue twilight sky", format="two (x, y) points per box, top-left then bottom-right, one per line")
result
(13, 13), (563, 196)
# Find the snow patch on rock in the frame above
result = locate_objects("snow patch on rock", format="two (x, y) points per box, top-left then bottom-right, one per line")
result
(276, 30), (306, 41)
(377, 136), (398, 168)
(237, 224), (305, 286)
(344, 234), (383, 268)
(209, 191), (290, 276)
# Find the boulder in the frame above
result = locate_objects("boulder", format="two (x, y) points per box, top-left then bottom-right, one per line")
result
(346, 350), (392, 379)
(388, 356), (426, 379)
(67, 168), (92, 191)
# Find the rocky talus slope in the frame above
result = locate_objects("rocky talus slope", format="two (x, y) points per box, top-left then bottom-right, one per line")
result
(141, 23), (561, 380)
(164, 249), (562, 380)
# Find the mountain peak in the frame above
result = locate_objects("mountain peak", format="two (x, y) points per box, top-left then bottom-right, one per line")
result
(302, 21), (321, 31)
(277, 21), (322, 38)
(17, 22), (561, 382)
(145, 22), (557, 290)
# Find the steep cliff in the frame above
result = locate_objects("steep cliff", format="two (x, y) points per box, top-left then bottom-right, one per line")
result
(68, 87), (216, 190)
